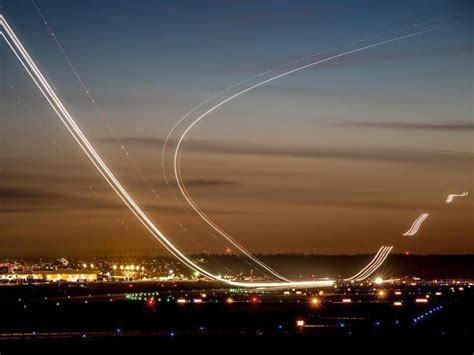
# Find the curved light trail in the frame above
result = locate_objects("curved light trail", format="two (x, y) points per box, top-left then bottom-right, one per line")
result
(344, 246), (393, 281)
(446, 192), (468, 203)
(0, 14), (334, 288)
(403, 213), (429, 237)
(2, 14), (456, 287)
(172, 23), (454, 280)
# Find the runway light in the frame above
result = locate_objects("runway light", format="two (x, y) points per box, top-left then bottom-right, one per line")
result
(415, 298), (428, 303)
(296, 319), (305, 327)
(147, 298), (155, 307)
(342, 298), (352, 303)
(374, 277), (384, 285)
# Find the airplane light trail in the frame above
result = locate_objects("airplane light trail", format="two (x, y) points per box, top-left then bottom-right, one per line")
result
(403, 213), (429, 237)
(345, 246), (393, 281)
(446, 192), (468, 203)
(0, 14), (334, 289)
(171, 23), (454, 279)
(1, 13), (455, 287)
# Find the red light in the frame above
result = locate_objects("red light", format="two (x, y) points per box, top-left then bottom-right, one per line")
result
(404, 251), (410, 256)
(342, 298), (352, 303)
(193, 298), (203, 304)
(146, 298), (155, 307)
(225, 247), (232, 254)
(296, 319), (305, 327)
(250, 296), (259, 304)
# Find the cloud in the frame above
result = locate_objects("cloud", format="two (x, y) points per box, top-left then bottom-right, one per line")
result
(181, 179), (237, 187)
(95, 135), (474, 165)
(342, 121), (474, 130)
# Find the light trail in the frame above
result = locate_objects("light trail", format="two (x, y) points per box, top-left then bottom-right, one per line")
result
(403, 213), (429, 237)
(446, 192), (468, 203)
(0, 14), (333, 289)
(345, 246), (391, 281)
(162, 13), (464, 176)
(344, 246), (393, 281)
(172, 23), (454, 279)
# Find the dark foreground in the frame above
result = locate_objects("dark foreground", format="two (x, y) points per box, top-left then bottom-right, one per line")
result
(0, 281), (472, 353)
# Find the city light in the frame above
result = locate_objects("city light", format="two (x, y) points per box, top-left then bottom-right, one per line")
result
(296, 319), (305, 327)
(374, 277), (384, 285)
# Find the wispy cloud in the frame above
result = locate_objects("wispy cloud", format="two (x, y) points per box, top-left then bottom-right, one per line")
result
(95, 136), (474, 165)
(342, 121), (474, 130)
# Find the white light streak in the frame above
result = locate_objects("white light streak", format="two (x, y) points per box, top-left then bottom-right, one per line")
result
(403, 213), (429, 237)
(0, 14), (332, 289)
(172, 24), (454, 282)
(344, 246), (393, 281)
(446, 192), (468, 203)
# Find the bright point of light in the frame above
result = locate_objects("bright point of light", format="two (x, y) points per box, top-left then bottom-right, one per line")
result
(393, 301), (402, 306)
(296, 319), (305, 327)
(310, 297), (319, 306)
(374, 277), (384, 285)
(226, 297), (234, 304)
(177, 298), (186, 304)
(415, 298), (428, 303)
(395, 291), (402, 295)
(193, 298), (202, 304)
(250, 296), (259, 304)
(342, 298), (352, 303)
(377, 290), (386, 297)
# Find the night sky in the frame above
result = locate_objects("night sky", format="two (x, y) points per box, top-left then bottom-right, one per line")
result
(0, 0), (472, 256)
